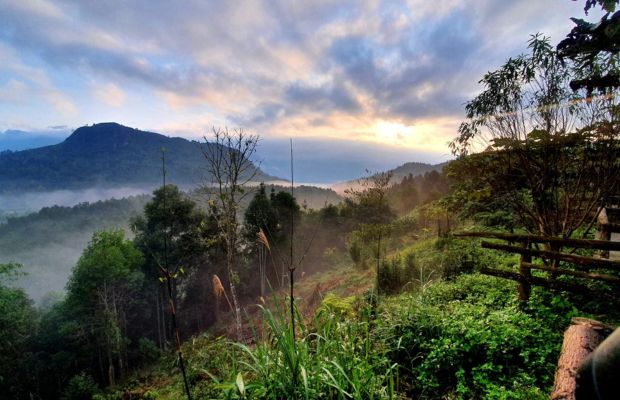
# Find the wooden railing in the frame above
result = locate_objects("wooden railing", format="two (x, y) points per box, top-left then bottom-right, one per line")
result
(454, 232), (620, 301)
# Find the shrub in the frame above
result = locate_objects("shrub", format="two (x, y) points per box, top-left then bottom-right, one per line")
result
(136, 338), (163, 365)
(62, 372), (100, 400)
(383, 274), (574, 399)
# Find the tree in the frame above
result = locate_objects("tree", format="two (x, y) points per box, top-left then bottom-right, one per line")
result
(557, 0), (620, 93)
(346, 171), (396, 295)
(450, 35), (620, 238)
(64, 230), (143, 387)
(132, 184), (212, 343)
(243, 183), (278, 243)
(199, 127), (260, 341)
(0, 263), (38, 398)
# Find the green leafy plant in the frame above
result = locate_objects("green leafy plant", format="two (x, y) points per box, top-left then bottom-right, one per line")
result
(384, 274), (575, 399)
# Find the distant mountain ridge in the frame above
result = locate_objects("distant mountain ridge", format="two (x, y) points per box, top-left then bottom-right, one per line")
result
(331, 161), (447, 194)
(0, 122), (276, 193)
(0, 129), (66, 151)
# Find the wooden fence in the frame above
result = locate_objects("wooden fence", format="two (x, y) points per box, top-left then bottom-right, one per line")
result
(454, 232), (620, 301)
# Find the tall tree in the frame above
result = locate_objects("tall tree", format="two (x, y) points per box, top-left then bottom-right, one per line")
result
(199, 127), (260, 341)
(346, 171), (395, 295)
(132, 184), (212, 343)
(64, 230), (143, 387)
(450, 35), (620, 238)
(0, 263), (37, 399)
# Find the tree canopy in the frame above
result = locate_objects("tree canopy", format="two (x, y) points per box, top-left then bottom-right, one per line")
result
(450, 35), (620, 237)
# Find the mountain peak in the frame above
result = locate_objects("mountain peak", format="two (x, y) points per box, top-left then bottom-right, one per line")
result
(61, 123), (173, 154)
(0, 122), (276, 192)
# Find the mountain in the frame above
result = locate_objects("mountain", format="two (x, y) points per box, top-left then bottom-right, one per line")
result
(330, 161), (447, 194)
(0, 122), (277, 193)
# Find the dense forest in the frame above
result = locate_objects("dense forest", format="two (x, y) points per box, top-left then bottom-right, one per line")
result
(0, 184), (341, 300)
(2, 1), (620, 399)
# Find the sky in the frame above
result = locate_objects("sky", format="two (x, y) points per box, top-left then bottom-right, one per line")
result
(0, 0), (604, 181)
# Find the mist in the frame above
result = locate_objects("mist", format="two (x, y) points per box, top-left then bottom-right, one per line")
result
(0, 186), (157, 214)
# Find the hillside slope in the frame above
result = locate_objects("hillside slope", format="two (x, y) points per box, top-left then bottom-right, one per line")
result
(0, 196), (150, 300)
(331, 161), (447, 194)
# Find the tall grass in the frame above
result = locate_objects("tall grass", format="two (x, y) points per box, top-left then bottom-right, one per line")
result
(213, 297), (399, 399)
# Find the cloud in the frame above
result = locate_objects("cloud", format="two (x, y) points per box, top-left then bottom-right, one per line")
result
(93, 83), (126, 107)
(0, 0), (599, 163)
(285, 81), (360, 112)
(0, 79), (28, 102)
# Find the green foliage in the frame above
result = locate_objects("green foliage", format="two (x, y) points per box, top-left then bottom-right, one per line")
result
(387, 170), (451, 216)
(347, 238), (364, 268)
(136, 338), (164, 365)
(243, 183), (278, 242)
(132, 185), (210, 274)
(378, 256), (404, 295)
(384, 274), (575, 399)
(319, 293), (357, 318)
(66, 230), (144, 311)
(62, 372), (100, 400)
(229, 303), (396, 399)
(451, 35), (620, 237)
(0, 263), (38, 398)
(64, 230), (144, 387)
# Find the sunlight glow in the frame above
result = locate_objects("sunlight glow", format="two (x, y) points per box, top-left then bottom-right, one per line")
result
(374, 120), (410, 144)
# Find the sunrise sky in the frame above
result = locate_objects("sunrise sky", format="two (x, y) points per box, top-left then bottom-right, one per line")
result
(0, 0), (604, 180)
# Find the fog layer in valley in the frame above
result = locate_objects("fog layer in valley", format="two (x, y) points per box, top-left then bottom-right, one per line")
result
(0, 186), (159, 214)
(0, 183), (342, 302)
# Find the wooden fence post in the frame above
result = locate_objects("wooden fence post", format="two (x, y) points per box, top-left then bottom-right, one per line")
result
(518, 241), (532, 302)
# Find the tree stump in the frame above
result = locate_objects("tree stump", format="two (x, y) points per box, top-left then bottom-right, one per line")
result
(551, 318), (614, 400)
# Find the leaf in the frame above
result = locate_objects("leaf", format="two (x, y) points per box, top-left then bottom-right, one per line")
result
(300, 365), (309, 399)
(236, 372), (245, 397)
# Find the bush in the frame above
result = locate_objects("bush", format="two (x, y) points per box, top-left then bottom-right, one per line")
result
(136, 338), (163, 365)
(62, 372), (100, 400)
(383, 274), (575, 399)
(378, 256), (404, 295)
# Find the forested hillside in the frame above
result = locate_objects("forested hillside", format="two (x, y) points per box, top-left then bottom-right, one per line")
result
(0, 123), (276, 192)
(0, 183), (341, 301)
(0, 196), (150, 299)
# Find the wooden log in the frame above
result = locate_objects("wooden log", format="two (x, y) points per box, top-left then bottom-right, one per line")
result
(454, 231), (620, 251)
(551, 318), (613, 400)
(480, 241), (620, 271)
(521, 262), (620, 285)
